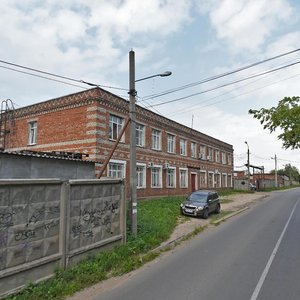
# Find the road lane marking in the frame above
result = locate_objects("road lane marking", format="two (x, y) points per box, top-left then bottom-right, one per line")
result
(250, 198), (299, 300)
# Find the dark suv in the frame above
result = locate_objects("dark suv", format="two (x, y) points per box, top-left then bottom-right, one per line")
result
(180, 190), (221, 219)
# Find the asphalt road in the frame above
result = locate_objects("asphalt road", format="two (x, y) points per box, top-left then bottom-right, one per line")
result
(94, 188), (300, 300)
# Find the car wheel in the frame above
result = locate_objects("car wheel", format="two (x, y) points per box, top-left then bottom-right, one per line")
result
(202, 208), (209, 219)
(214, 204), (221, 214)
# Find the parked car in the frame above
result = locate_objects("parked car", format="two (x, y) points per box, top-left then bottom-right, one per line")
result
(180, 190), (221, 219)
(250, 183), (257, 191)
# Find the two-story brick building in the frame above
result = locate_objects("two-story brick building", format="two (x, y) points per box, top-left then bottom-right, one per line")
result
(1, 87), (234, 197)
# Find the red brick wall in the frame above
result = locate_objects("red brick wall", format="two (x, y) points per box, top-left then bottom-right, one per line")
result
(4, 88), (234, 198)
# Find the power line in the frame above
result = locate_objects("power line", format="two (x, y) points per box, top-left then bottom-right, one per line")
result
(0, 59), (128, 91)
(0, 65), (87, 89)
(175, 72), (300, 114)
(141, 47), (300, 101)
(146, 59), (300, 108)
(165, 55), (300, 117)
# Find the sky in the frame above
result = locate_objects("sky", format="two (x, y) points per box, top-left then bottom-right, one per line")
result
(1, 0), (300, 172)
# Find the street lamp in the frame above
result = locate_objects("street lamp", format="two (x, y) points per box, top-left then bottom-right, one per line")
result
(129, 50), (171, 237)
(245, 141), (250, 190)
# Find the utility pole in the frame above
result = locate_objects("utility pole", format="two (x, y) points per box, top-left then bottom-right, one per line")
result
(128, 50), (172, 238)
(129, 50), (137, 238)
(271, 154), (278, 187)
(245, 141), (250, 190)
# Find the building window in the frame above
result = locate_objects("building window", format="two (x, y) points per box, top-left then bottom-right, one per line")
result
(28, 121), (37, 145)
(137, 164), (146, 188)
(208, 147), (213, 161)
(222, 174), (227, 188)
(180, 138), (187, 156)
(109, 114), (123, 141)
(151, 166), (162, 188)
(166, 168), (176, 188)
(227, 174), (233, 188)
(222, 152), (227, 164)
(108, 160), (125, 178)
(136, 123), (145, 147)
(191, 142), (196, 158)
(208, 172), (214, 188)
(200, 171), (206, 188)
(216, 150), (220, 163)
(227, 154), (232, 165)
(167, 134), (175, 153)
(199, 145), (206, 160)
(179, 169), (188, 188)
(215, 173), (221, 188)
(151, 129), (161, 150)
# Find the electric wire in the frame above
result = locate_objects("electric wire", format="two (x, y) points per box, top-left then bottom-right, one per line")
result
(141, 47), (300, 101)
(179, 72), (300, 113)
(0, 65), (88, 90)
(165, 55), (300, 117)
(0, 59), (128, 91)
(146, 59), (300, 108)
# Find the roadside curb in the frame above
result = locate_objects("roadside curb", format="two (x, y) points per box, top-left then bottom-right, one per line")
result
(211, 206), (249, 225)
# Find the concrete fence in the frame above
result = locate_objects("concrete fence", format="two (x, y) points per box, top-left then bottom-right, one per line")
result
(0, 179), (125, 298)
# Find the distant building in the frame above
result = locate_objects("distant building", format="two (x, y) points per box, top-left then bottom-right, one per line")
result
(1, 87), (234, 197)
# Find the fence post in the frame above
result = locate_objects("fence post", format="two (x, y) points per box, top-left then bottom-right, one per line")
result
(59, 181), (70, 270)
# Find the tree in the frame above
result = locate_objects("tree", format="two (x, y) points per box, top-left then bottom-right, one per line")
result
(249, 96), (300, 149)
(270, 164), (300, 181)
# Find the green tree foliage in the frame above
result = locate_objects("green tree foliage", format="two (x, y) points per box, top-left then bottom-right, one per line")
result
(249, 96), (300, 149)
(270, 163), (300, 180)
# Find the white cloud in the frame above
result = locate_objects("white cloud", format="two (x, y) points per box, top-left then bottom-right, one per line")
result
(198, 0), (294, 52)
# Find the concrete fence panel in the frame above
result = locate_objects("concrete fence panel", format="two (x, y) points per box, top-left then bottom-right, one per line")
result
(0, 179), (125, 298)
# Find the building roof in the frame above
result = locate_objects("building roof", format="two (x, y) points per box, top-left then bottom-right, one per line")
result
(0, 149), (95, 163)
(12, 87), (233, 150)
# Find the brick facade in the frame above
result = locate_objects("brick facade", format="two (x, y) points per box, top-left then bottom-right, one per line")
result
(1, 87), (234, 198)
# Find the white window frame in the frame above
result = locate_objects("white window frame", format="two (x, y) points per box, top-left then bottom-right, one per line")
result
(28, 121), (37, 145)
(136, 163), (146, 189)
(151, 129), (161, 151)
(151, 165), (162, 188)
(109, 114), (124, 141)
(199, 145), (206, 160)
(208, 147), (213, 161)
(180, 138), (187, 156)
(222, 152), (227, 164)
(167, 133), (175, 154)
(108, 159), (126, 179)
(215, 172), (221, 188)
(191, 142), (197, 158)
(166, 167), (176, 188)
(216, 150), (220, 163)
(179, 168), (188, 188)
(200, 170), (207, 188)
(227, 154), (232, 165)
(136, 123), (145, 147)
(222, 173), (227, 188)
(208, 171), (214, 188)
(227, 174), (233, 188)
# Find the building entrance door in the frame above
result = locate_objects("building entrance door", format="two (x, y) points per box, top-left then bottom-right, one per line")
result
(191, 173), (196, 192)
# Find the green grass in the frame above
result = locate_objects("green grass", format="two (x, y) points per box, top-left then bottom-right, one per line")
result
(209, 210), (234, 225)
(5, 196), (185, 300)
